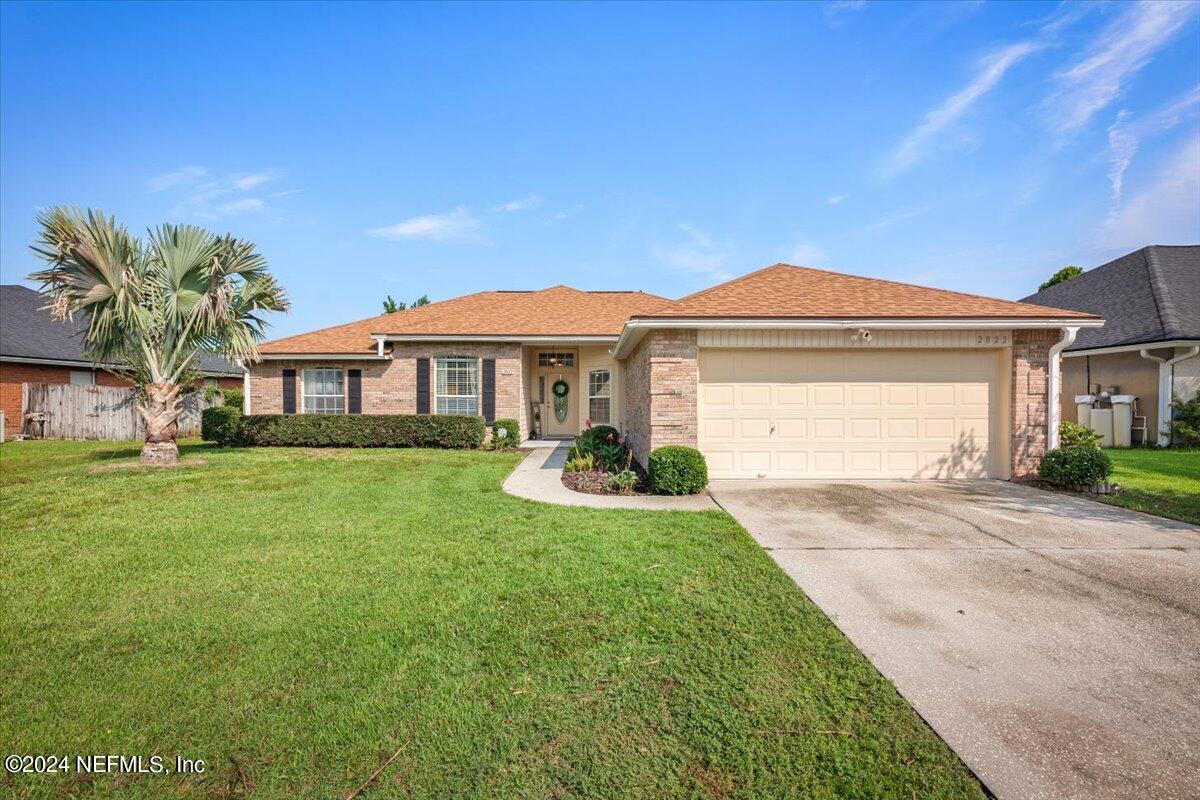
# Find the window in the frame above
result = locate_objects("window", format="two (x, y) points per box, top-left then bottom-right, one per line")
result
(302, 368), (344, 414)
(69, 370), (94, 386)
(436, 357), (478, 415)
(537, 352), (574, 367)
(588, 369), (611, 424)
(205, 377), (219, 388)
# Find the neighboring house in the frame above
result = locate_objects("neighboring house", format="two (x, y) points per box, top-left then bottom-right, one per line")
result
(250, 264), (1100, 481)
(0, 284), (242, 439)
(1021, 245), (1199, 445)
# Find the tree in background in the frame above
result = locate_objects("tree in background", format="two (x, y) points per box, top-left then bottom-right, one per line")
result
(30, 207), (289, 465)
(383, 294), (431, 313)
(1039, 265), (1083, 291)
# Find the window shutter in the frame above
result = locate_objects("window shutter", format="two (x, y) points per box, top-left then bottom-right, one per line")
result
(416, 358), (430, 414)
(347, 369), (362, 414)
(482, 358), (496, 423)
(282, 369), (297, 414)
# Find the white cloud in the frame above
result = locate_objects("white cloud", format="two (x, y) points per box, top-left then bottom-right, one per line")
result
(153, 166), (291, 219)
(550, 204), (584, 221)
(1048, 1), (1198, 135)
(148, 166), (207, 191)
(234, 172), (276, 190)
(1106, 85), (1200, 202)
(493, 195), (542, 213)
(366, 207), (481, 242)
(651, 222), (730, 281)
(787, 241), (828, 265)
(858, 205), (933, 233)
(882, 40), (1041, 176)
(826, 194), (849, 205)
(216, 198), (264, 214)
(1099, 132), (1200, 250)
(824, 0), (867, 28)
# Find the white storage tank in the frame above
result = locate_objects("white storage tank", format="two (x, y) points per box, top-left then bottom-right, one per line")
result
(1075, 395), (1095, 428)
(1110, 395), (1135, 448)
(1091, 408), (1115, 447)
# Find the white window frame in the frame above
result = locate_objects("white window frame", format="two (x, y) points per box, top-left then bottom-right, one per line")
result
(588, 369), (611, 425)
(69, 370), (95, 386)
(301, 367), (345, 414)
(435, 356), (479, 416)
(537, 352), (575, 367)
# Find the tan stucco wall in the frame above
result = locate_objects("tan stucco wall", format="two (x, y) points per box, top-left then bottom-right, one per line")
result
(1174, 349), (1200, 403)
(1060, 348), (1170, 443)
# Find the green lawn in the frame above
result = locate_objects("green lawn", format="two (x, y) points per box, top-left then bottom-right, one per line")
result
(1095, 447), (1200, 525)
(0, 440), (982, 800)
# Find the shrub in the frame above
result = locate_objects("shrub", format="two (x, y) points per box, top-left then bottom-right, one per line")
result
(236, 414), (485, 449)
(492, 418), (519, 448)
(1038, 445), (1112, 488)
(575, 424), (620, 456)
(648, 445), (708, 495)
(201, 405), (242, 446)
(221, 388), (245, 411)
(606, 469), (638, 494)
(203, 385), (224, 403)
(1059, 421), (1101, 448)
(1170, 390), (1200, 447)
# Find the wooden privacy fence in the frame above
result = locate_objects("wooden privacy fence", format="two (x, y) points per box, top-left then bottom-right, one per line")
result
(21, 383), (217, 441)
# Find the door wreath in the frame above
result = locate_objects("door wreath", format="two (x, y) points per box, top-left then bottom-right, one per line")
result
(552, 379), (570, 423)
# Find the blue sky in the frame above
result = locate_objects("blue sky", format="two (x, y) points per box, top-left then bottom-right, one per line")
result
(2, 0), (1198, 339)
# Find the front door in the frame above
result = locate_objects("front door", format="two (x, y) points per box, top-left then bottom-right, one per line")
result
(545, 371), (578, 437)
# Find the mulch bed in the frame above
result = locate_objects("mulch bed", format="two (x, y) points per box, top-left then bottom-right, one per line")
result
(561, 461), (652, 496)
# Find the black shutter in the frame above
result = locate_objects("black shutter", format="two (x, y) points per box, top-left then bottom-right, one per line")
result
(282, 369), (297, 414)
(482, 358), (496, 423)
(416, 358), (430, 414)
(347, 369), (362, 414)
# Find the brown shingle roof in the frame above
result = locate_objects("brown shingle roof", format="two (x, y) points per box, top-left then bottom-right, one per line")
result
(260, 285), (671, 354)
(635, 264), (1101, 320)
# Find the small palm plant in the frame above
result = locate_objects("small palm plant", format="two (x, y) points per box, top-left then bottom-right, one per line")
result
(29, 207), (289, 465)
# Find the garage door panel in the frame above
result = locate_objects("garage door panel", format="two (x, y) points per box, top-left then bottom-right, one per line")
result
(699, 348), (999, 479)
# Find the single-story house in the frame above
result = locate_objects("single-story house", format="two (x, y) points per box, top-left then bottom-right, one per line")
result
(1021, 245), (1198, 445)
(250, 264), (1100, 481)
(0, 284), (242, 439)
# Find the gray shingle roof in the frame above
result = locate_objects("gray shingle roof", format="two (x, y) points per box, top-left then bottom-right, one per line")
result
(1, 284), (241, 375)
(1020, 245), (1199, 352)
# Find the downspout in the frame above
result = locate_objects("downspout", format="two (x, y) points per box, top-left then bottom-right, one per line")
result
(1047, 327), (1079, 450)
(1140, 346), (1199, 446)
(237, 359), (250, 415)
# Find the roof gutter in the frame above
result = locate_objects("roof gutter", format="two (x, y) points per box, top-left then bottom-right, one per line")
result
(612, 317), (1104, 359)
(0, 354), (241, 377)
(256, 353), (391, 361)
(1062, 339), (1200, 358)
(373, 334), (619, 344)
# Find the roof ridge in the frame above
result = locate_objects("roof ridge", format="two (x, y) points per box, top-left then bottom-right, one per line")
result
(260, 289), (493, 348)
(656, 263), (787, 308)
(1143, 246), (1179, 340)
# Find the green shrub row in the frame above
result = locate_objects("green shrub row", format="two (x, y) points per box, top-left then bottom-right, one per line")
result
(201, 411), (486, 449)
(648, 445), (708, 495)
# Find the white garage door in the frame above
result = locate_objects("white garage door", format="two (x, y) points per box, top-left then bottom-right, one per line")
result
(699, 349), (1002, 479)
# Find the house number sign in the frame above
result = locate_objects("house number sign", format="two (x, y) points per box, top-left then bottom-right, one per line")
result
(975, 334), (1009, 345)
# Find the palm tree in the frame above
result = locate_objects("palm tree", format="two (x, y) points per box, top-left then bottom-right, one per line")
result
(29, 207), (289, 465)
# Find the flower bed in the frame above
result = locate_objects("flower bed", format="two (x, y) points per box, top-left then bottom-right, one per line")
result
(560, 459), (651, 496)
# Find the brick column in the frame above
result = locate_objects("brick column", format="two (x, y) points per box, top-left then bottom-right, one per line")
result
(623, 329), (698, 466)
(1011, 329), (1056, 480)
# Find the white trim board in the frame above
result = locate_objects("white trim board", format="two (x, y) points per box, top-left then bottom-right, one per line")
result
(697, 329), (1014, 349)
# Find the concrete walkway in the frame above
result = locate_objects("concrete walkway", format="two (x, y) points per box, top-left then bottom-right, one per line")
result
(710, 479), (1200, 800)
(503, 442), (718, 511)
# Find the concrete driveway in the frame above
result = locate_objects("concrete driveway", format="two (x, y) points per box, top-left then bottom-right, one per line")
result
(709, 480), (1200, 800)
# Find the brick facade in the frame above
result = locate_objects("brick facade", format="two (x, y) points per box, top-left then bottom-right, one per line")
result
(622, 329), (698, 467)
(247, 343), (526, 438)
(1010, 329), (1056, 480)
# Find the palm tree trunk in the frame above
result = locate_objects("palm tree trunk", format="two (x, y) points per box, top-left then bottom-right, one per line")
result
(139, 381), (183, 465)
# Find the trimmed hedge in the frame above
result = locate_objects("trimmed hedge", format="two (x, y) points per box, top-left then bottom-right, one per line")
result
(201, 406), (243, 446)
(221, 388), (245, 410)
(1038, 445), (1112, 488)
(492, 418), (519, 448)
(648, 445), (708, 495)
(204, 413), (486, 449)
